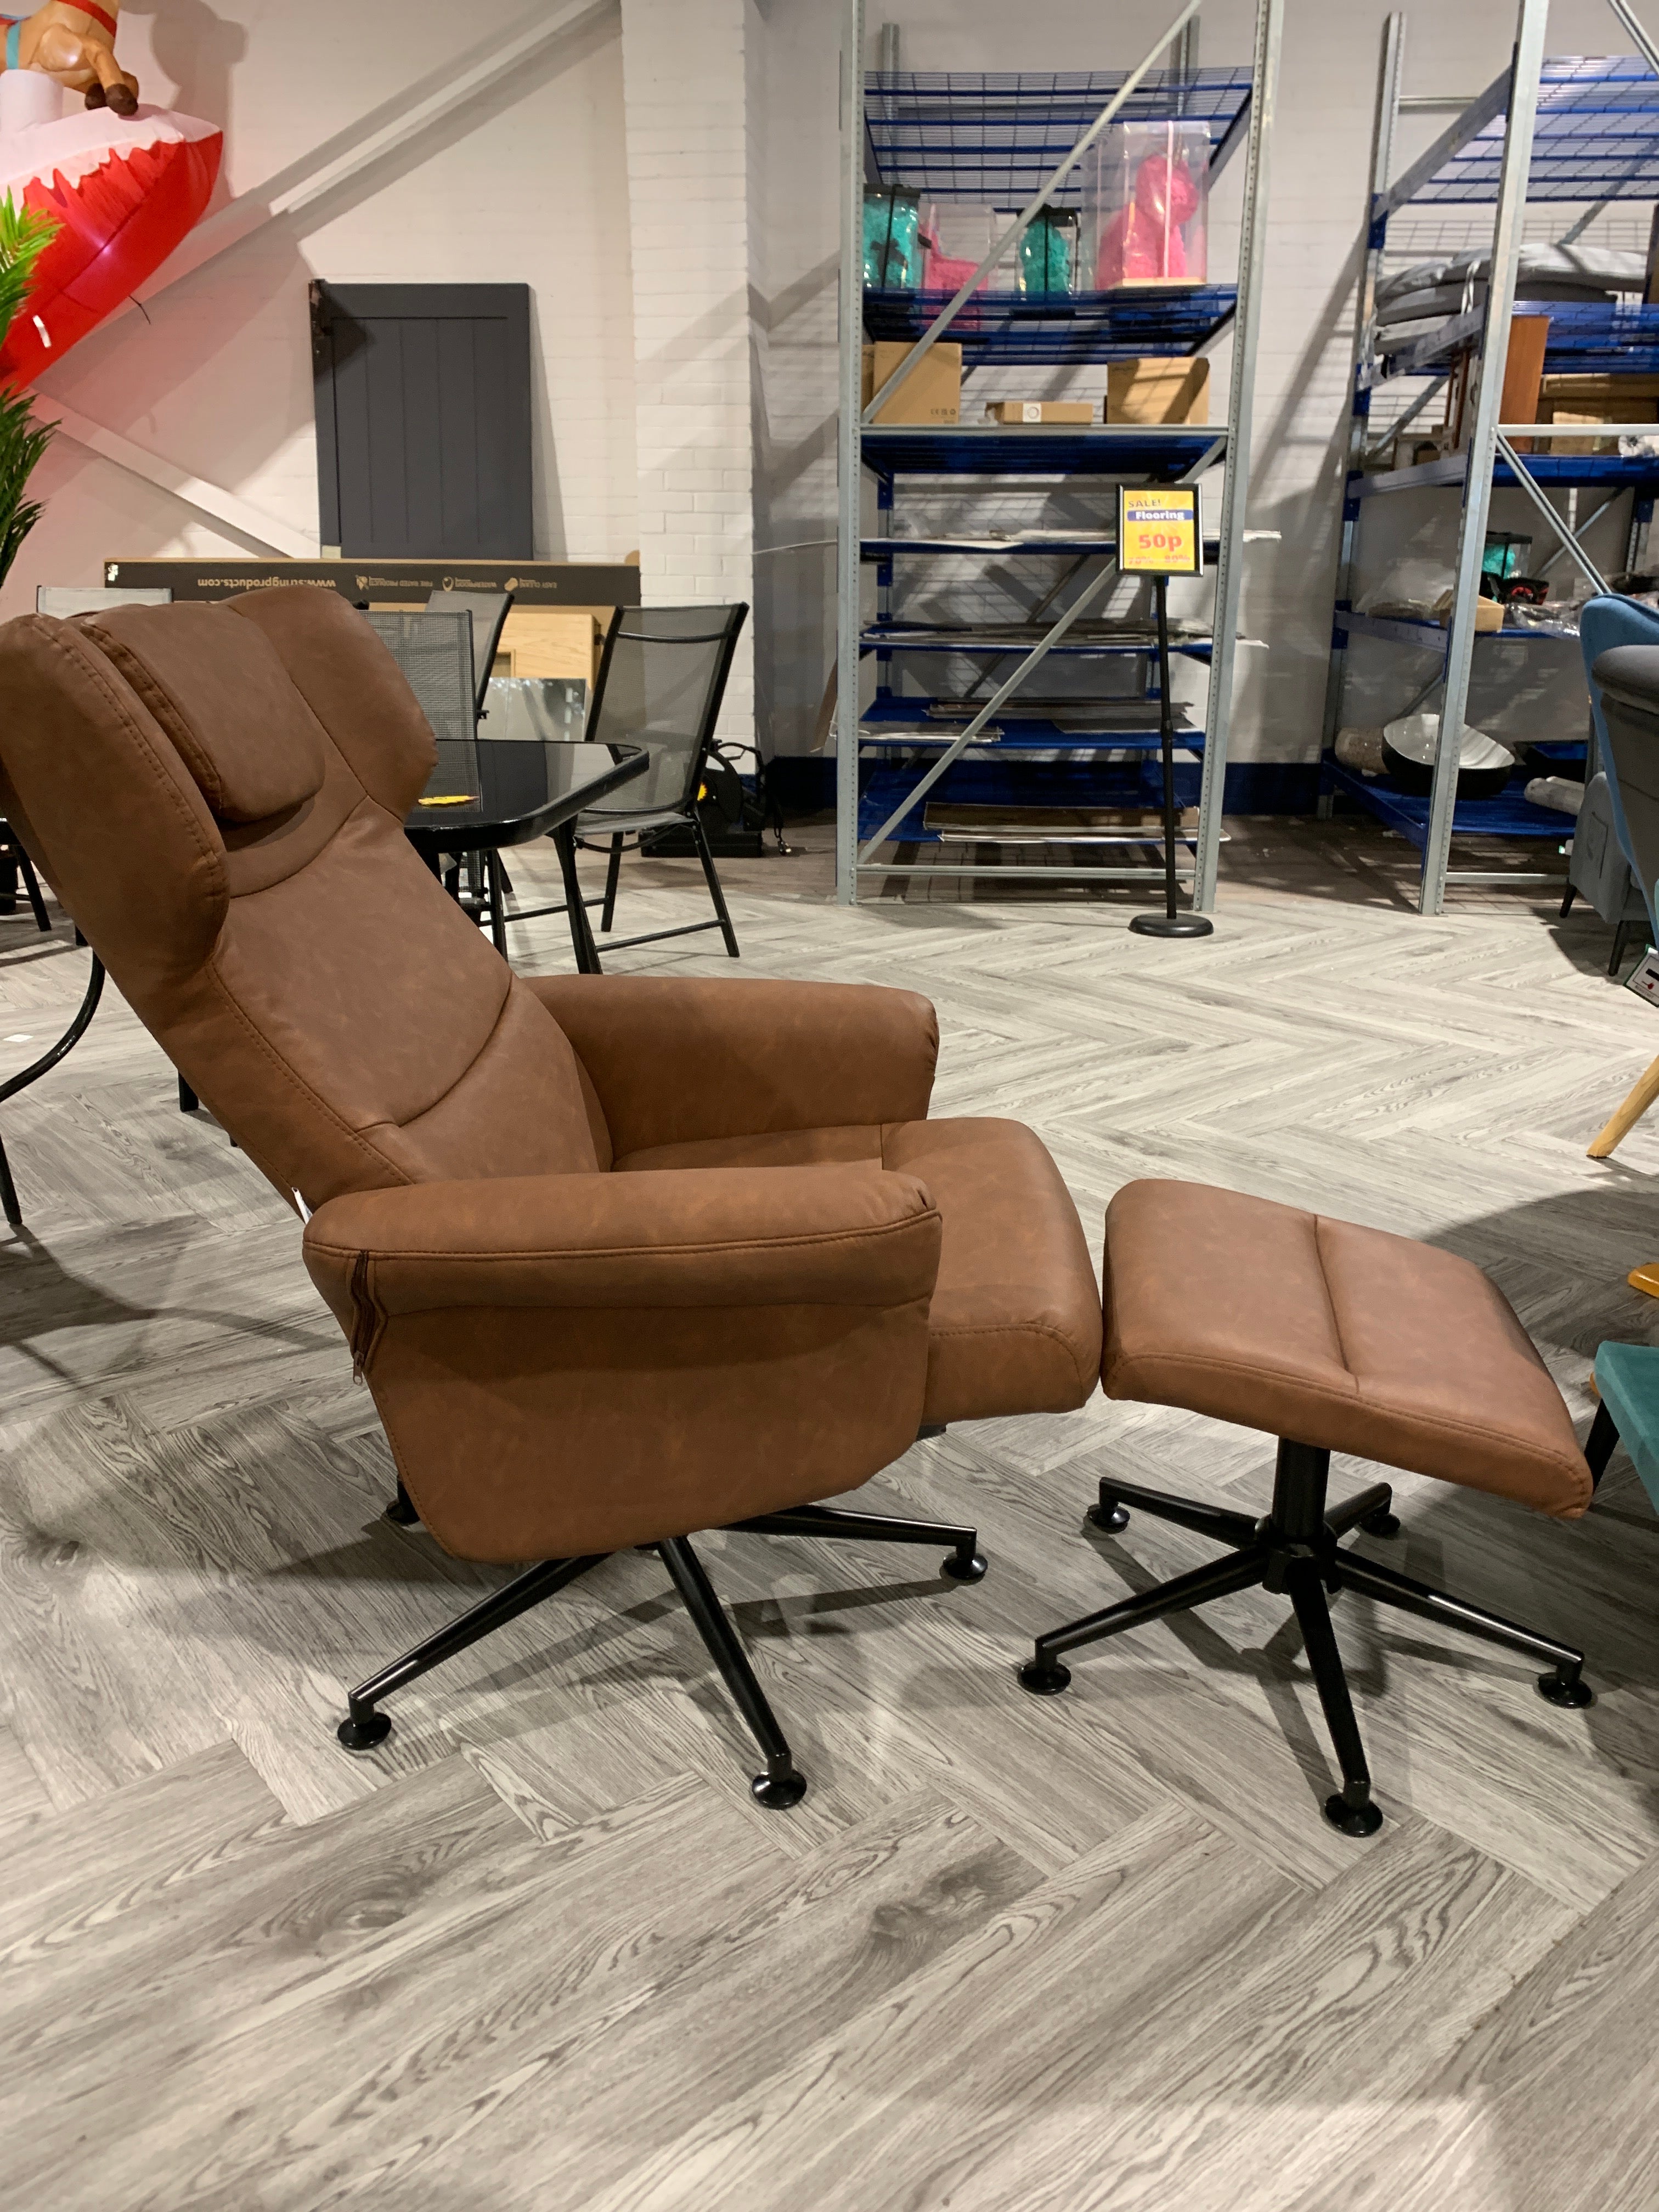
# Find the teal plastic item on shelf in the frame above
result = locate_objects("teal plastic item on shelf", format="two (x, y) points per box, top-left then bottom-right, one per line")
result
(864, 190), (923, 290)
(1017, 207), (1079, 296)
(1591, 1342), (1659, 1514)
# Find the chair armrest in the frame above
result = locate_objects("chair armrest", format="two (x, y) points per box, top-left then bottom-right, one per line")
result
(521, 975), (937, 1160)
(302, 1161), (943, 1560)
(303, 1161), (941, 1339)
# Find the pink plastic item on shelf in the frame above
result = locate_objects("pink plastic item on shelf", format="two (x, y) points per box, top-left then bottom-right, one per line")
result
(1096, 155), (1200, 287)
(923, 248), (983, 292)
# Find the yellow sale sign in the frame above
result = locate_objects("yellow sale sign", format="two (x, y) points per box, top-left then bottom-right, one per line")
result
(1116, 484), (1203, 575)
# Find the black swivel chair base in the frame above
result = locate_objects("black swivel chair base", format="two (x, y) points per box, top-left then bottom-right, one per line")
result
(345, 1493), (986, 1807)
(1018, 1440), (1592, 1837)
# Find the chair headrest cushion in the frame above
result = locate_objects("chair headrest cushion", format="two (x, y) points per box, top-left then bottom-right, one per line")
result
(81, 602), (327, 824)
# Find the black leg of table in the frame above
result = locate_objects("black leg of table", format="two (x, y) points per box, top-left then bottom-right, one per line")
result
(0, 951), (107, 1229)
(16, 851), (50, 934)
(485, 850), (508, 957)
(553, 824), (603, 974)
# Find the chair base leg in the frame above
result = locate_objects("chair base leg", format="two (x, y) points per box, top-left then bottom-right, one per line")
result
(731, 1500), (987, 1583)
(659, 1536), (806, 1808)
(1025, 1441), (1592, 1835)
(337, 1552), (607, 1752)
(385, 1479), (420, 1526)
(335, 1533), (820, 1807)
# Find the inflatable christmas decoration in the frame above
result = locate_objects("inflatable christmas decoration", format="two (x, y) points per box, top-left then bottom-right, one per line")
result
(0, 3), (222, 385)
(1, 2), (137, 111)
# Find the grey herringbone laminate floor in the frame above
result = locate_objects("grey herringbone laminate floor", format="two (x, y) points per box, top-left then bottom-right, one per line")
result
(1, 826), (1656, 2211)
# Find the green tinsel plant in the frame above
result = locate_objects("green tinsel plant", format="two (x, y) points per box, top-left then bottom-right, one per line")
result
(0, 196), (60, 588)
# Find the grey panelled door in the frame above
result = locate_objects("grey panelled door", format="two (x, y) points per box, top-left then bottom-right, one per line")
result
(310, 283), (534, 559)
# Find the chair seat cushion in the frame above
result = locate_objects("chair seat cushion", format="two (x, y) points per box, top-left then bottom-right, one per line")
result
(1104, 1180), (1592, 1519)
(614, 1116), (1102, 1424)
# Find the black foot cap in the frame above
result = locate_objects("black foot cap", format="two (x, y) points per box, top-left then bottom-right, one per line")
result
(385, 1495), (419, 1526)
(1323, 1791), (1383, 1837)
(1537, 1668), (1594, 1708)
(1129, 913), (1215, 939)
(942, 1548), (988, 1583)
(1088, 1499), (1131, 1533)
(1018, 1658), (1073, 1697)
(1359, 1509), (1402, 1538)
(752, 1766), (808, 1810)
(337, 1709), (393, 1753)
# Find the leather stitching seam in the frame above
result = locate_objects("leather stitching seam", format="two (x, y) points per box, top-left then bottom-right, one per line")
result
(929, 1316), (1096, 1389)
(302, 1210), (940, 1266)
(390, 970), (519, 1133)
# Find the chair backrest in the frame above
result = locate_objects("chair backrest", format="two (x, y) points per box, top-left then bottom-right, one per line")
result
(1579, 595), (1659, 927)
(426, 588), (512, 715)
(1590, 641), (1659, 929)
(580, 603), (748, 820)
(363, 609), (476, 752)
(0, 591), (611, 1209)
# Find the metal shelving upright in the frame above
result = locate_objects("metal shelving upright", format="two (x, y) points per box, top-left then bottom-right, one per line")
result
(1322, 0), (1659, 915)
(833, 0), (1283, 909)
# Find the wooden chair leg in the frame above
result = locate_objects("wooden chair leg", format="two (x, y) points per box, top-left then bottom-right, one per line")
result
(1588, 1049), (1659, 1158)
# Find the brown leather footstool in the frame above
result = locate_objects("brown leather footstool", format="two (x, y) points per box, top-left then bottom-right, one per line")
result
(1018, 1180), (1598, 1836)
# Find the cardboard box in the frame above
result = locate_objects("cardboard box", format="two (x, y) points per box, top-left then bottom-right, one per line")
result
(500, 608), (606, 686)
(861, 341), (961, 425)
(379, 605), (610, 686)
(1104, 357), (1209, 426)
(983, 400), (1094, 424)
(1535, 375), (1659, 454)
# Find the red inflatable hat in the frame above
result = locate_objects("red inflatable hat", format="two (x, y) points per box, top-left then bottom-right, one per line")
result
(0, 98), (221, 386)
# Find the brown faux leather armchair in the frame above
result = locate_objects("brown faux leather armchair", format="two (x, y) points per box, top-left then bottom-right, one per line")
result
(0, 590), (1103, 1806)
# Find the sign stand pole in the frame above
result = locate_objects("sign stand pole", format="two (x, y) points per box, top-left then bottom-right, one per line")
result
(1130, 573), (1213, 939)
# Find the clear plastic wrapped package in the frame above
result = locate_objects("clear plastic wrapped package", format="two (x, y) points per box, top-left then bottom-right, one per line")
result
(1017, 207), (1080, 295)
(864, 189), (923, 289)
(918, 203), (1016, 294)
(1086, 122), (1209, 290)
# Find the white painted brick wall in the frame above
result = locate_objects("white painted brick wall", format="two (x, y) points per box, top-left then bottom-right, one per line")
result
(621, 0), (755, 755)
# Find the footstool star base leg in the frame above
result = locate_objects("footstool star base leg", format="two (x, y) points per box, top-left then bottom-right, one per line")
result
(1088, 1476), (1261, 1551)
(1019, 1546), (1271, 1697)
(1325, 1480), (1400, 1541)
(1289, 1562), (1384, 1837)
(1335, 1551), (1592, 1705)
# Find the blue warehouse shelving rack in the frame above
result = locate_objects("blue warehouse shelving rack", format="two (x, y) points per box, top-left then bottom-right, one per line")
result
(1323, 0), (1659, 914)
(833, 0), (1284, 909)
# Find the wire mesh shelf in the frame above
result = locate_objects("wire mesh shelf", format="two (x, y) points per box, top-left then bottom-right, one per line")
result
(860, 694), (1205, 752)
(860, 424), (1224, 477)
(1409, 55), (1659, 203)
(859, 753), (1204, 847)
(864, 68), (1254, 202)
(1322, 758), (1577, 845)
(1381, 298), (1659, 379)
(862, 284), (1237, 363)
